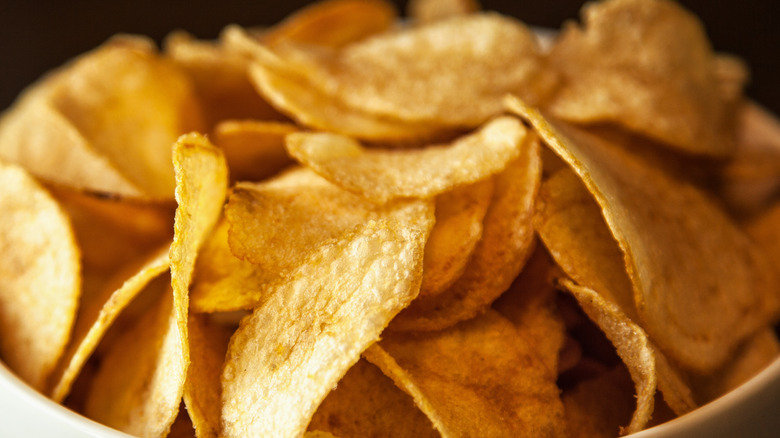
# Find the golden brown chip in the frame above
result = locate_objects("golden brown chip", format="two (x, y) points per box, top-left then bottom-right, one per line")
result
(365, 310), (566, 437)
(420, 179), (494, 298)
(183, 313), (234, 438)
(220, 200), (434, 437)
(407, 0), (480, 23)
(308, 359), (439, 437)
(544, 0), (739, 156)
(48, 247), (170, 402)
(559, 279), (656, 434)
(263, 0), (397, 48)
(211, 119), (296, 182)
(0, 161), (81, 391)
(508, 96), (780, 373)
(286, 116), (527, 203)
(0, 36), (204, 198)
(391, 133), (541, 331)
(84, 286), (185, 437)
(164, 30), (285, 127)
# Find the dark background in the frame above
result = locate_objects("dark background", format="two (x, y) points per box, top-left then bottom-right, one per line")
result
(1, 0), (778, 114)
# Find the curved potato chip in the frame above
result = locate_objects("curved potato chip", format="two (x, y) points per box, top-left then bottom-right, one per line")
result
(544, 0), (738, 156)
(212, 119), (296, 182)
(49, 247), (170, 402)
(0, 161), (81, 391)
(262, 13), (552, 126)
(220, 200), (434, 438)
(84, 286), (184, 437)
(263, 0), (397, 48)
(308, 359), (438, 437)
(365, 310), (567, 437)
(164, 31), (285, 127)
(0, 36), (205, 198)
(391, 134), (541, 331)
(286, 116), (527, 203)
(563, 365), (635, 438)
(420, 178), (494, 298)
(407, 0), (480, 24)
(508, 96), (780, 373)
(559, 279), (656, 434)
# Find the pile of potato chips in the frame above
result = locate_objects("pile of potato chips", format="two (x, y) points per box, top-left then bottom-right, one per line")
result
(1, 0), (779, 436)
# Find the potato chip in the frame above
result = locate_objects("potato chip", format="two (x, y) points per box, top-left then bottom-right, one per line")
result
(420, 179), (493, 298)
(211, 119), (296, 182)
(365, 310), (566, 437)
(84, 285), (184, 437)
(286, 116), (528, 203)
(49, 247), (170, 402)
(164, 30), (285, 128)
(263, 0), (397, 48)
(0, 161), (81, 391)
(391, 134), (540, 331)
(543, 0), (739, 156)
(0, 36), (204, 198)
(558, 279), (656, 434)
(220, 199), (434, 438)
(407, 0), (480, 24)
(508, 96), (780, 373)
(183, 313), (233, 438)
(308, 359), (438, 437)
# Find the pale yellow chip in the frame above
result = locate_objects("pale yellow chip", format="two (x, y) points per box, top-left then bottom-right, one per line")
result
(365, 310), (567, 437)
(286, 116), (527, 203)
(544, 0), (739, 156)
(211, 119), (296, 182)
(84, 286), (185, 437)
(391, 134), (541, 331)
(49, 246), (170, 402)
(508, 96), (780, 373)
(420, 178), (494, 298)
(0, 36), (204, 198)
(308, 359), (438, 437)
(263, 0), (397, 48)
(220, 199), (434, 438)
(0, 161), (81, 391)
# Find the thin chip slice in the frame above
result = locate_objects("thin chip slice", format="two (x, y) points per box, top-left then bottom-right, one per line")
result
(183, 313), (234, 438)
(308, 359), (439, 437)
(255, 13), (553, 126)
(365, 310), (567, 437)
(391, 134), (541, 331)
(286, 116), (528, 203)
(0, 161), (81, 391)
(544, 0), (739, 156)
(263, 0), (397, 48)
(407, 0), (480, 24)
(563, 365), (636, 438)
(171, 132), (229, 361)
(84, 286), (184, 437)
(420, 178), (494, 298)
(49, 247), (170, 402)
(164, 30), (285, 127)
(0, 36), (205, 198)
(211, 119), (296, 182)
(508, 96), (780, 373)
(220, 199), (434, 438)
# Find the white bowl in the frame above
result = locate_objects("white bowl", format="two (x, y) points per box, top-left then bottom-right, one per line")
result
(2, 355), (779, 437)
